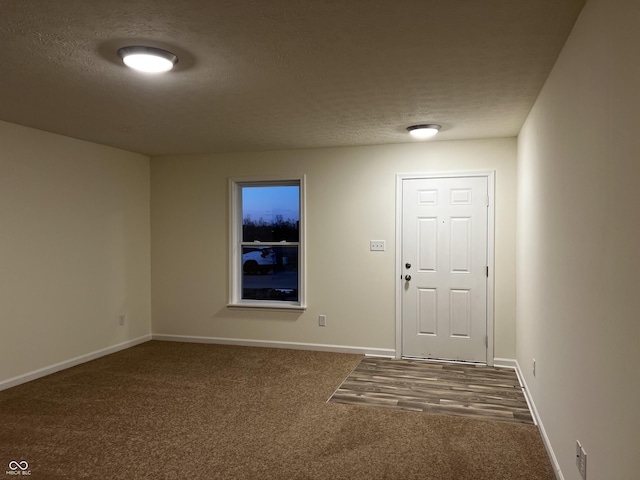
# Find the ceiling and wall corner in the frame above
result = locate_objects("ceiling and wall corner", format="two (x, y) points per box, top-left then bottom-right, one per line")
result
(0, 0), (584, 156)
(517, 0), (640, 477)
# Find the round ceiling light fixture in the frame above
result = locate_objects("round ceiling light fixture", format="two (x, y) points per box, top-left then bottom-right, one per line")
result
(117, 46), (178, 73)
(406, 124), (441, 140)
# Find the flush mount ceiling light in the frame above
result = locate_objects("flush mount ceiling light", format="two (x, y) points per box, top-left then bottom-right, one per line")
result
(406, 124), (441, 140)
(117, 46), (178, 73)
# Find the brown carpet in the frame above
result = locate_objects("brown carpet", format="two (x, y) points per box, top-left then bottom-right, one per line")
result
(329, 357), (534, 424)
(0, 341), (555, 479)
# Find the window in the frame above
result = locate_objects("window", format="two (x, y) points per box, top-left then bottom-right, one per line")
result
(229, 177), (305, 309)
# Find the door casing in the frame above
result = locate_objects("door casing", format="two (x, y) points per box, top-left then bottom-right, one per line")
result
(395, 171), (495, 365)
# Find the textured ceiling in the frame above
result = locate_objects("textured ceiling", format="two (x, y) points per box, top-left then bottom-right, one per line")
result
(0, 0), (585, 156)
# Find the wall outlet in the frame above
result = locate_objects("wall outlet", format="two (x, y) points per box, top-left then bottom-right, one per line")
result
(533, 358), (536, 377)
(370, 240), (386, 251)
(318, 314), (327, 327)
(118, 314), (126, 326)
(576, 441), (587, 479)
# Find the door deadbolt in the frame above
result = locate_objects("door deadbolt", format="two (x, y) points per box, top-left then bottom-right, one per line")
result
(405, 263), (411, 269)
(405, 275), (412, 281)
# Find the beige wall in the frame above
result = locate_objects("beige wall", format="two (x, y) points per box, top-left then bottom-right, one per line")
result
(517, 0), (640, 478)
(0, 120), (151, 384)
(151, 138), (517, 359)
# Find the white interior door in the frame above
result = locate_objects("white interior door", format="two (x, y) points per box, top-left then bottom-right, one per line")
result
(401, 175), (488, 363)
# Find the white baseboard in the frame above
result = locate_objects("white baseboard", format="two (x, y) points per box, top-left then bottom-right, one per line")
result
(0, 335), (152, 392)
(493, 357), (518, 369)
(152, 334), (395, 357)
(515, 360), (564, 480)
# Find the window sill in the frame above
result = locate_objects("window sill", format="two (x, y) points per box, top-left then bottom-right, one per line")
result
(226, 302), (307, 311)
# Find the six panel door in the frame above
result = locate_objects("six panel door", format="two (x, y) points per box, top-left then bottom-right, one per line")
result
(402, 176), (488, 363)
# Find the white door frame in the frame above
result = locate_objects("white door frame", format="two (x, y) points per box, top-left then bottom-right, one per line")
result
(395, 171), (496, 365)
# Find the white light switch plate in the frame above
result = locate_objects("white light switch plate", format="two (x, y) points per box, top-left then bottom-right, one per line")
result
(370, 240), (385, 251)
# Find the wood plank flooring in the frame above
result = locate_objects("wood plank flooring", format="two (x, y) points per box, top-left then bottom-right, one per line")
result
(328, 357), (534, 424)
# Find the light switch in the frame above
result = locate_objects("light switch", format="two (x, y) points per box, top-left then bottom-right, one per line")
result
(370, 240), (386, 251)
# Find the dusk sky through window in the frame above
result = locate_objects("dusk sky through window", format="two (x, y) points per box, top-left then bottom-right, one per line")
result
(242, 185), (299, 224)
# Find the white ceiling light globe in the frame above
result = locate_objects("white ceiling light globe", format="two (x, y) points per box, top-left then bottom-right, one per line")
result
(117, 46), (178, 74)
(407, 124), (441, 140)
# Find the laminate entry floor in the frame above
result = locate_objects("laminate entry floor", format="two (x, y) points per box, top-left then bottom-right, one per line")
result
(328, 357), (534, 424)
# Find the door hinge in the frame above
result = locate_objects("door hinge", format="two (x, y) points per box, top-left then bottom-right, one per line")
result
(486, 266), (489, 277)
(485, 336), (489, 347)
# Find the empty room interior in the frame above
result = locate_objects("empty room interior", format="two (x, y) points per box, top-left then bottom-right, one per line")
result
(1, 0), (638, 479)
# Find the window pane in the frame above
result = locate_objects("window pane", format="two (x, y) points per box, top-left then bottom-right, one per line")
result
(241, 246), (298, 302)
(241, 185), (299, 242)
(231, 177), (305, 308)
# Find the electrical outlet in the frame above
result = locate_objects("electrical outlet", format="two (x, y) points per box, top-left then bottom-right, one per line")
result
(118, 314), (126, 326)
(318, 315), (327, 327)
(370, 240), (386, 251)
(533, 358), (536, 377)
(576, 441), (587, 479)
(576, 441), (581, 470)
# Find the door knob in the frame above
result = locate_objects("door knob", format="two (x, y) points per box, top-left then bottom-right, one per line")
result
(405, 263), (411, 269)
(405, 275), (412, 281)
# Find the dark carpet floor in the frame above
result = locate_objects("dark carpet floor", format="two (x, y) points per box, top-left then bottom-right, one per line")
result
(0, 341), (555, 479)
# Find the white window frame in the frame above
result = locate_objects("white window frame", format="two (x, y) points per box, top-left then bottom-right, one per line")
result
(228, 175), (306, 310)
